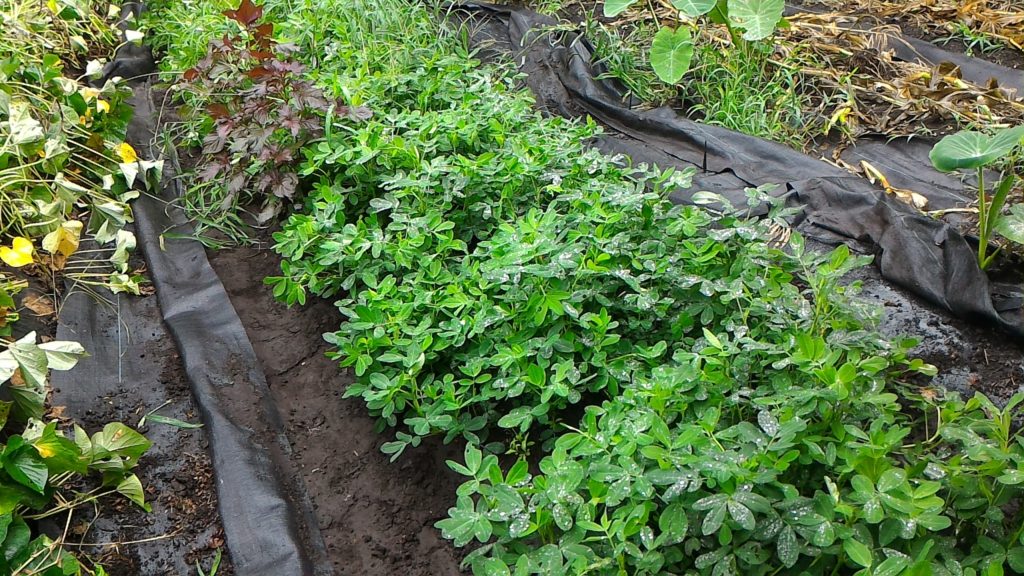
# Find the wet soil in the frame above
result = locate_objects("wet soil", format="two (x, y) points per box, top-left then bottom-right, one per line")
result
(206, 242), (467, 576)
(820, 240), (1024, 403)
(49, 285), (231, 576)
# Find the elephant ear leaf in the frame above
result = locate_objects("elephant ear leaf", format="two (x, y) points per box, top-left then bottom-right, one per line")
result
(728, 0), (784, 40)
(604, 0), (638, 17)
(650, 26), (694, 84)
(995, 205), (1024, 245)
(930, 126), (1024, 172)
(672, 0), (717, 17)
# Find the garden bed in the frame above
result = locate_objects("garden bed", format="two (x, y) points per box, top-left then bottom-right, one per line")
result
(6, 0), (1024, 574)
(138, 0), (1024, 573)
(206, 240), (466, 575)
(50, 286), (230, 575)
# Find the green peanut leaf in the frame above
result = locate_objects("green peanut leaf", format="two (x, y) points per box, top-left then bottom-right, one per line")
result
(843, 538), (873, 568)
(777, 525), (799, 567)
(727, 500), (755, 531)
(877, 468), (906, 493)
(437, 497), (490, 547)
(658, 503), (689, 545)
(1008, 547), (1024, 572)
(477, 557), (511, 576)
(702, 503), (727, 535)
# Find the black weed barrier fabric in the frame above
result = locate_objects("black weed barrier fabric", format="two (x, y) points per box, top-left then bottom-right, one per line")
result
(456, 2), (1024, 340)
(50, 4), (333, 574)
(127, 85), (332, 576)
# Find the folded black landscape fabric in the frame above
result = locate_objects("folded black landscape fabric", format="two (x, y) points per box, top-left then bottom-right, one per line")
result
(128, 85), (332, 575)
(458, 2), (1024, 340)
(50, 4), (333, 573)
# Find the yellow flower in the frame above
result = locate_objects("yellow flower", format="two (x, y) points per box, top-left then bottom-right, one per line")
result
(97, 99), (110, 113)
(116, 142), (138, 164)
(0, 237), (35, 267)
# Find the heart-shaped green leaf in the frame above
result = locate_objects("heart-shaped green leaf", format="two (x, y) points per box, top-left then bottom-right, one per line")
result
(672, 0), (717, 17)
(604, 0), (638, 17)
(930, 126), (1024, 172)
(728, 0), (785, 40)
(116, 474), (152, 512)
(650, 26), (694, 84)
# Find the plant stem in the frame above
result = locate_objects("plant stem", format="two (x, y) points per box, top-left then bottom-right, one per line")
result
(977, 167), (989, 268)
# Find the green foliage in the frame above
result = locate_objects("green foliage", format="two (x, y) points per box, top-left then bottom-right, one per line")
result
(583, 19), (675, 106)
(443, 345), (1024, 575)
(175, 0), (367, 229)
(930, 125), (1024, 269)
(649, 27), (693, 84)
(147, 1), (1024, 575)
(0, 275), (27, 338)
(0, 0), (161, 293)
(687, 41), (805, 148)
(604, 0), (786, 82)
(195, 549), (223, 576)
(725, 0), (785, 41)
(935, 22), (1006, 57)
(1, 331), (151, 576)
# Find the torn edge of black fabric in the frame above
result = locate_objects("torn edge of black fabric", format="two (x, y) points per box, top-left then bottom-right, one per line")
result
(93, 6), (334, 574)
(456, 2), (1024, 340)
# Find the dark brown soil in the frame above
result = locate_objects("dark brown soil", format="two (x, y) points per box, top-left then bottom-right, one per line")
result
(840, 255), (1024, 404)
(903, 23), (1024, 71)
(49, 286), (231, 576)
(206, 243), (467, 576)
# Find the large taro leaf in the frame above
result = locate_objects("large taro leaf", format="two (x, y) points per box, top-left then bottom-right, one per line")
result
(728, 0), (785, 41)
(995, 205), (1024, 245)
(604, 0), (637, 16)
(672, 0), (717, 17)
(650, 26), (694, 84)
(930, 126), (1024, 172)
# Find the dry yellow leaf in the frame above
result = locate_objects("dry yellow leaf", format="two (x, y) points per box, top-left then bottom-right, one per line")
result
(42, 220), (83, 258)
(116, 142), (138, 164)
(0, 237), (34, 267)
(23, 293), (55, 317)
